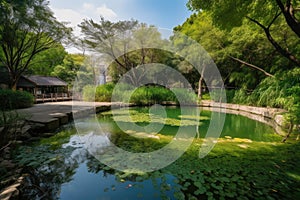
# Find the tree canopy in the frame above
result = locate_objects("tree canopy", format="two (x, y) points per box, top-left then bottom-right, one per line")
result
(0, 0), (72, 89)
(187, 0), (300, 67)
(79, 18), (172, 85)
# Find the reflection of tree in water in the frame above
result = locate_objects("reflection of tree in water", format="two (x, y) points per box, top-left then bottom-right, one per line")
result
(14, 125), (180, 199)
(14, 126), (90, 199)
(18, 145), (87, 199)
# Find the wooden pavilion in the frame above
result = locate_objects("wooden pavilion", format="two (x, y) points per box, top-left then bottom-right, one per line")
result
(17, 75), (71, 102)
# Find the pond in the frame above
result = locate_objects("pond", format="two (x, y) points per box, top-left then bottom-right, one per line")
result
(14, 107), (300, 199)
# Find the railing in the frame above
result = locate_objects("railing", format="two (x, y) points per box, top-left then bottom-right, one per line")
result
(35, 93), (72, 103)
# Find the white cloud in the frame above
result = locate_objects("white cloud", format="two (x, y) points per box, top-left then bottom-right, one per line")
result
(49, 2), (119, 53)
(51, 3), (118, 28)
(51, 7), (86, 27)
(95, 4), (117, 20)
(82, 3), (118, 21)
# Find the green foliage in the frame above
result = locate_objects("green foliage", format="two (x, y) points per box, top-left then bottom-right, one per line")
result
(164, 138), (300, 199)
(225, 90), (235, 103)
(29, 44), (67, 76)
(83, 83), (115, 102)
(178, 2), (300, 96)
(187, 0), (299, 31)
(0, 0), (71, 89)
(171, 88), (198, 104)
(82, 85), (95, 102)
(130, 86), (175, 105)
(79, 18), (172, 84)
(51, 54), (92, 87)
(83, 83), (197, 105)
(0, 89), (33, 110)
(228, 69), (300, 126)
(231, 88), (249, 105)
(0, 110), (26, 147)
(95, 83), (115, 102)
(128, 86), (197, 105)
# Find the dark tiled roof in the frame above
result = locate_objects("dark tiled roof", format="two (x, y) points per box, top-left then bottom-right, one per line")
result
(24, 75), (67, 86)
(17, 76), (35, 87)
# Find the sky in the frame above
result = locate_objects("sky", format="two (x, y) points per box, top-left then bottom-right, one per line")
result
(48, 0), (192, 52)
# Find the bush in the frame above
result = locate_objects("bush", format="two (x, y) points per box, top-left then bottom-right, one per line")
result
(83, 84), (197, 105)
(0, 111), (26, 147)
(82, 83), (115, 102)
(171, 88), (197, 104)
(225, 90), (235, 103)
(232, 88), (249, 105)
(0, 90), (33, 110)
(82, 85), (95, 102)
(95, 83), (115, 102)
(129, 86), (175, 105)
(129, 86), (197, 105)
(229, 68), (300, 127)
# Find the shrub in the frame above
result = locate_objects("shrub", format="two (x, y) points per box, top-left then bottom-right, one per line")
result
(82, 85), (95, 102)
(225, 90), (235, 103)
(111, 83), (134, 102)
(95, 83), (115, 102)
(129, 86), (197, 105)
(82, 83), (115, 102)
(0, 90), (33, 110)
(0, 110), (26, 147)
(171, 88), (197, 104)
(129, 86), (172, 105)
(230, 68), (300, 129)
(232, 88), (249, 105)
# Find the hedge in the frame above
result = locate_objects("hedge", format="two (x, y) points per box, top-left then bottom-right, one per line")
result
(0, 89), (34, 110)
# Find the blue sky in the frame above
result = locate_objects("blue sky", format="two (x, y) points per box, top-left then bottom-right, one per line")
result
(49, 0), (192, 30)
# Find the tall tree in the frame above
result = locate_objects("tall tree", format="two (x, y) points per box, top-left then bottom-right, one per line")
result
(79, 17), (138, 72)
(187, 0), (300, 67)
(173, 12), (297, 91)
(79, 18), (169, 85)
(0, 0), (72, 90)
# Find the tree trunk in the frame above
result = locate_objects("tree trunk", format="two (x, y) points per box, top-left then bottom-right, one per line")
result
(10, 74), (20, 91)
(275, 0), (300, 38)
(198, 76), (203, 99)
(198, 65), (206, 99)
(282, 122), (294, 143)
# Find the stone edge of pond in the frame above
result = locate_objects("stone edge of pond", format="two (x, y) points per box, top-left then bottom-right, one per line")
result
(200, 100), (288, 129)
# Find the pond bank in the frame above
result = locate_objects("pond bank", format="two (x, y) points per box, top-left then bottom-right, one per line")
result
(14, 100), (289, 138)
(17, 101), (126, 133)
(200, 100), (287, 128)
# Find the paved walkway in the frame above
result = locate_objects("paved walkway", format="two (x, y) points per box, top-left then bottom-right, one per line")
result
(17, 101), (122, 131)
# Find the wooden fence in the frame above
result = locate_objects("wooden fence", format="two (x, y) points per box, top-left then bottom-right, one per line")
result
(35, 93), (72, 103)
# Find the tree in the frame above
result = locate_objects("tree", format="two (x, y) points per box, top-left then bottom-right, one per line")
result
(0, 0), (71, 90)
(79, 18), (169, 85)
(51, 54), (89, 87)
(28, 43), (67, 75)
(187, 0), (300, 67)
(79, 17), (138, 72)
(175, 10), (300, 91)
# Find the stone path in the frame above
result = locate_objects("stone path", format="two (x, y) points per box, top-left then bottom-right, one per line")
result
(17, 101), (123, 132)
